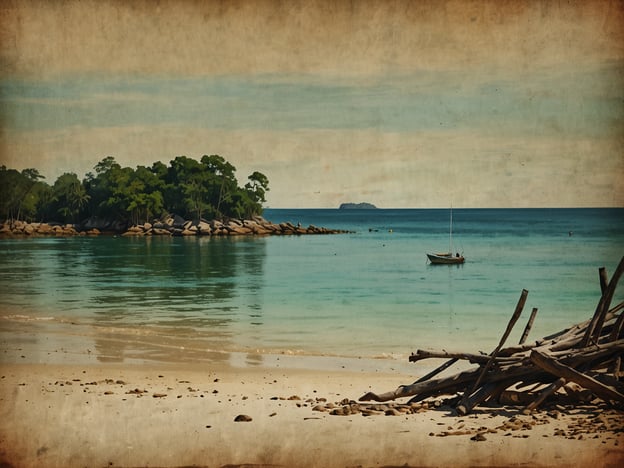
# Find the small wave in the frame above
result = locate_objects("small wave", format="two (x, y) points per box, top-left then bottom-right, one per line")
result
(1, 314), (56, 322)
(371, 352), (407, 361)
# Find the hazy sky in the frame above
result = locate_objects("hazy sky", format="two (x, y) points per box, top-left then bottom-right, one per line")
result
(1, 0), (623, 208)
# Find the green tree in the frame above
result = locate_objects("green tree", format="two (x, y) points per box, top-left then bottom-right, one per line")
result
(52, 173), (90, 223)
(0, 166), (45, 222)
(242, 171), (270, 218)
(200, 154), (238, 217)
(84, 156), (124, 220)
(165, 156), (215, 220)
(125, 166), (165, 224)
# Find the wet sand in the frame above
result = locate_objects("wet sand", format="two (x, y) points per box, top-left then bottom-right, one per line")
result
(1, 346), (623, 468)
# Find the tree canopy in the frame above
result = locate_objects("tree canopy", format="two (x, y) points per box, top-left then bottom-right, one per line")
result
(0, 155), (269, 225)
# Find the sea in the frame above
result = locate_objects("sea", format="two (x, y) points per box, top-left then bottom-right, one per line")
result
(0, 208), (622, 368)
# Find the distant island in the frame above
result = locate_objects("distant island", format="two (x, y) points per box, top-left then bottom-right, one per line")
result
(339, 202), (377, 210)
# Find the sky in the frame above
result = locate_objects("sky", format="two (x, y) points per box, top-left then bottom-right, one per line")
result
(1, 0), (623, 208)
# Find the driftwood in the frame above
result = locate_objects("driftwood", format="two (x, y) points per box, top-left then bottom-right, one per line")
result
(360, 256), (624, 414)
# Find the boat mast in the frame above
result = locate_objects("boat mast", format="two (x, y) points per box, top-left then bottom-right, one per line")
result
(449, 206), (453, 254)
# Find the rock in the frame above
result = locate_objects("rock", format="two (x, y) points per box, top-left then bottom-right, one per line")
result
(234, 414), (253, 422)
(197, 221), (211, 234)
(122, 230), (142, 236)
(37, 223), (52, 234)
(471, 433), (487, 441)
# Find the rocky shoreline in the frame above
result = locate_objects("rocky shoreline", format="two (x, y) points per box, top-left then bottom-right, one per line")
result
(0, 215), (352, 238)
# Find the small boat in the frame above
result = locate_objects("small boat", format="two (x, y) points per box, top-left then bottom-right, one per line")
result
(427, 208), (465, 265)
(427, 252), (465, 264)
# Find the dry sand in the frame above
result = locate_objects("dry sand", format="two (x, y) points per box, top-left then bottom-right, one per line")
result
(1, 346), (623, 468)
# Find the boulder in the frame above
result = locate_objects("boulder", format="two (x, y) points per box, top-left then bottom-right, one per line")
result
(122, 229), (143, 236)
(37, 223), (52, 234)
(197, 221), (211, 232)
(169, 214), (186, 228)
(152, 228), (171, 236)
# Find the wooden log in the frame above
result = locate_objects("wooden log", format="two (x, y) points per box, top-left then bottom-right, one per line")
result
(409, 357), (460, 381)
(583, 256), (624, 346)
(405, 357), (462, 404)
(519, 307), (539, 345)
(610, 356), (621, 379)
(360, 368), (481, 402)
(609, 303), (624, 342)
(525, 377), (566, 411)
(362, 357), (543, 403)
(457, 381), (509, 415)
(459, 289), (528, 412)
(530, 350), (624, 404)
(410, 350), (493, 365)
(599, 267), (609, 294)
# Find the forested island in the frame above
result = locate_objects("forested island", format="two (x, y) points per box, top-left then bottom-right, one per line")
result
(339, 202), (377, 209)
(0, 155), (349, 237)
(1, 155), (268, 225)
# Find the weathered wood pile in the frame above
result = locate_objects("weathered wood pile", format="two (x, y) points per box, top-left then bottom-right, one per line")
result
(360, 256), (624, 415)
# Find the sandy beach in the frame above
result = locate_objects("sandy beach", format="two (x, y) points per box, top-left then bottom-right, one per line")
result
(1, 338), (622, 468)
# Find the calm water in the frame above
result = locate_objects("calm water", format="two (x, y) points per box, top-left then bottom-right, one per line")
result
(1, 208), (622, 364)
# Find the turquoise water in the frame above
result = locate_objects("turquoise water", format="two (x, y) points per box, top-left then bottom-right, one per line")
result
(0, 208), (622, 363)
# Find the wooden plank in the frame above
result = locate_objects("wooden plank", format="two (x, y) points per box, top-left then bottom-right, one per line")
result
(530, 350), (624, 404)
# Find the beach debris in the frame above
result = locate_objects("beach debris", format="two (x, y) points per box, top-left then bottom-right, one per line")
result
(359, 256), (624, 418)
(234, 414), (253, 422)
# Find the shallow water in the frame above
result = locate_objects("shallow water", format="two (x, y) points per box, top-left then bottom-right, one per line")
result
(1, 208), (622, 364)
